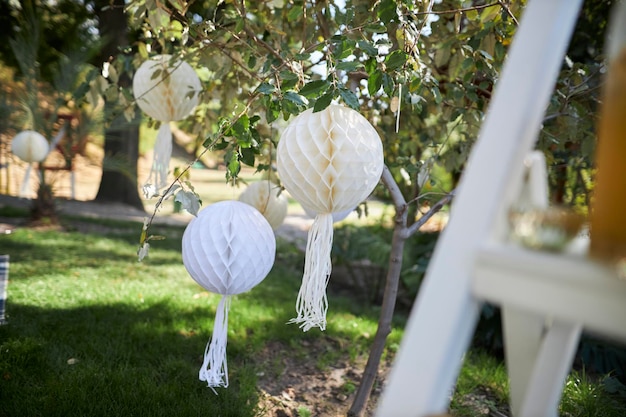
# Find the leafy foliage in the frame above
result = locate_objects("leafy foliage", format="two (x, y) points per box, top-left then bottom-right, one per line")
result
(122, 1), (524, 198)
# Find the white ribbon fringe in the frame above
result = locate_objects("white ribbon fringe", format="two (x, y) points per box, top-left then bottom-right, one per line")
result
(289, 213), (334, 331)
(146, 123), (172, 190)
(199, 295), (231, 392)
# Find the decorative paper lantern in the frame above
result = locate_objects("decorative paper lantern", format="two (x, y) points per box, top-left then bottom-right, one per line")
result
(238, 180), (288, 229)
(182, 200), (275, 389)
(11, 130), (49, 163)
(133, 54), (201, 188)
(276, 104), (384, 331)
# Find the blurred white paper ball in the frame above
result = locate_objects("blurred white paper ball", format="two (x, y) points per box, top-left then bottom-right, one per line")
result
(132, 54), (201, 122)
(11, 130), (49, 163)
(238, 180), (288, 230)
(181, 200), (276, 295)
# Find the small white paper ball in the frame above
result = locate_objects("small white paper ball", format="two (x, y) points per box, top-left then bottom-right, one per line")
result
(11, 130), (49, 163)
(182, 200), (276, 295)
(238, 180), (288, 230)
(276, 105), (384, 215)
(132, 54), (201, 122)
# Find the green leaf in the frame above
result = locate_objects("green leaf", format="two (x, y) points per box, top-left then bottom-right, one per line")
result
(283, 91), (308, 106)
(382, 73), (395, 96)
(234, 18), (244, 34)
(257, 82), (275, 94)
(368, 71), (383, 96)
(480, 5), (501, 23)
(240, 147), (256, 167)
(265, 98), (281, 123)
(150, 68), (162, 80)
(358, 40), (379, 57)
(364, 22), (387, 34)
(226, 150), (241, 178)
(231, 114), (250, 137)
(248, 54), (257, 69)
(211, 138), (229, 150)
(378, 0), (397, 24)
(287, 5), (303, 21)
(339, 88), (359, 110)
(385, 50), (407, 71)
(313, 92), (334, 112)
(431, 86), (443, 104)
(299, 80), (330, 98)
(336, 60), (363, 72)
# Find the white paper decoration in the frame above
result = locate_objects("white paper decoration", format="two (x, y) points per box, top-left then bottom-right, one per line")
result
(238, 180), (288, 229)
(304, 206), (353, 223)
(133, 54), (201, 189)
(276, 104), (384, 331)
(182, 200), (275, 389)
(11, 130), (49, 163)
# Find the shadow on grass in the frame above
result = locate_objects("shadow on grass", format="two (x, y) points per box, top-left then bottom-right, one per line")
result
(0, 273), (398, 417)
(0, 301), (265, 417)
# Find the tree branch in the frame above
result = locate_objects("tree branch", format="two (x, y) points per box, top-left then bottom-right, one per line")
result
(404, 189), (456, 237)
(380, 164), (407, 208)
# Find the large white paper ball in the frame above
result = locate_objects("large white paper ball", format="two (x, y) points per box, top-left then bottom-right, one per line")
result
(132, 54), (201, 122)
(182, 200), (276, 295)
(276, 105), (384, 214)
(238, 180), (288, 230)
(11, 130), (49, 163)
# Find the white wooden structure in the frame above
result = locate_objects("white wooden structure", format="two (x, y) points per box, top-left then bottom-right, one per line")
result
(375, 1), (626, 416)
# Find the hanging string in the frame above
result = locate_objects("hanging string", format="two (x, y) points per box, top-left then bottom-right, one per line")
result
(146, 123), (173, 190)
(199, 295), (231, 393)
(289, 212), (334, 331)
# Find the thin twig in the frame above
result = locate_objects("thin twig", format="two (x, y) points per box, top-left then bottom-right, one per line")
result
(498, 0), (519, 25)
(405, 189), (455, 237)
(413, 2), (500, 16)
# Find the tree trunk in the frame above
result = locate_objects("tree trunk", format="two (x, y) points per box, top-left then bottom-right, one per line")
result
(95, 108), (144, 210)
(348, 203), (408, 417)
(348, 168), (455, 416)
(93, 0), (143, 211)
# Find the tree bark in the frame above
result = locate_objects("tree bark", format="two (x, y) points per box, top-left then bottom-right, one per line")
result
(348, 166), (455, 417)
(348, 198), (408, 416)
(95, 108), (144, 210)
(93, 0), (144, 210)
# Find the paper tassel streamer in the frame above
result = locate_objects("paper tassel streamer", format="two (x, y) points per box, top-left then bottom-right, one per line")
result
(182, 200), (275, 389)
(238, 180), (288, 229)
(276, 105), (384, 331)
(132, 54), (201, 188)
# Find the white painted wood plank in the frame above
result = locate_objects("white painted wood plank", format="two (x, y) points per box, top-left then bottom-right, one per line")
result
(502, 307), (546, 417)
(474, 244), (626, 343)
(375, 0), (583, 415)
(519, 321), (582, 417)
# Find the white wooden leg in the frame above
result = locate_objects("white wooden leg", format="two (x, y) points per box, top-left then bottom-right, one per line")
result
(519, 321), (582, 417)
(502, 307), (546, 417)
(375, 0), (583, 415)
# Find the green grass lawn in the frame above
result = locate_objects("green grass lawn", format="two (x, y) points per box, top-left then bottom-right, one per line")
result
(0, 213), (404, 417)
(0, 209), (624, 416)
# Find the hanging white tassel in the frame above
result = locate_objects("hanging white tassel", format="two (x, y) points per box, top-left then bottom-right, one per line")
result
(147, 123), (173, 190)
(199, 295), (231, 392)
(19, 164), (33, 198)
(289, 213), (334, 331)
